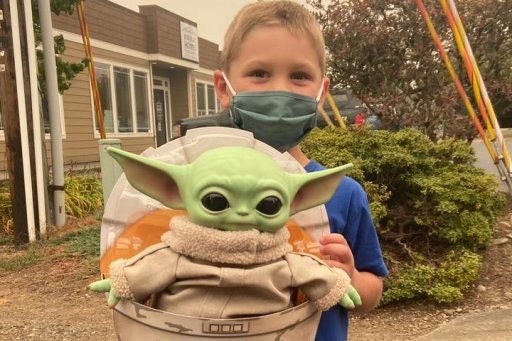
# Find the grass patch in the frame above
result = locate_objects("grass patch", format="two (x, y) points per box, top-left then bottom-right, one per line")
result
(0, 235), (14, 246)
(0, 244), (42, 271)
(50, 224), (100, 258)
(0, 222), (101, 272)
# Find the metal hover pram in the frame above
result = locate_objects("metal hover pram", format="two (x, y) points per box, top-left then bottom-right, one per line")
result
(98, 127), (333, 340)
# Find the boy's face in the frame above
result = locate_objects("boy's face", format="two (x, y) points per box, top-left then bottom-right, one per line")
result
(215, 25), (329, 110)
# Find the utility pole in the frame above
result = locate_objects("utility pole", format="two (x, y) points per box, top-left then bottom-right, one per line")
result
(0, 0), (31, 244)
(39, 0), (66, 227)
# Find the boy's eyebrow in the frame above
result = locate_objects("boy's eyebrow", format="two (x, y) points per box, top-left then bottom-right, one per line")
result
(241, 59), (318, 73)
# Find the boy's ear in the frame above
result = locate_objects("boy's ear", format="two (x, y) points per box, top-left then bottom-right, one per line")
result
(289, 163), (353, 215)
(214, 70), (231, 110)
(317, 77), (331, 110)
(107, 147), (185, 209)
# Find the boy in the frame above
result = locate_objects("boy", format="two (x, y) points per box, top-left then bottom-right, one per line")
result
(213, 1), (388, 340)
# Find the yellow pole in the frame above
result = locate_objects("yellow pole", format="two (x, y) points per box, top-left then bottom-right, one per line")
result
(326, 92), (347, 129)
(439, 0), (495, 141)
(446, 0), (512, 174)
(416, 0), (497, 162)
(319, 108), (336, 128)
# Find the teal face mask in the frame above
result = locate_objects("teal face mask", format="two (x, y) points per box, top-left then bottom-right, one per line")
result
(224, 73), (323, 152)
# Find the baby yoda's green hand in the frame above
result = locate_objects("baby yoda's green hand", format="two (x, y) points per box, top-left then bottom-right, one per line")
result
(339, 285), (362, 310)
(89, 278), (120, 308)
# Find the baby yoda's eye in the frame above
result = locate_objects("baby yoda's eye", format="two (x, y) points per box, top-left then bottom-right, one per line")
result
(256, 196), (282, 215)
(201, 192), (229, 212)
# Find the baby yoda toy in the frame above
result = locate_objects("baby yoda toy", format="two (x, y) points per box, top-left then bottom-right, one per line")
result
(90, 146), (360, 318)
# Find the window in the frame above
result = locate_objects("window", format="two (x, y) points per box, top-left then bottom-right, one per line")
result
(134, 71), (149, 132)
(96, 62), (114, 133)
(114, 67), (133, 132)
(94, 61), (151, 134)
(195, 81), (217, 116)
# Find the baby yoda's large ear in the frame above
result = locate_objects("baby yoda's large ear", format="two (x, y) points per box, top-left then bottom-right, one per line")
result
(107, 147), (186, 209)
(289, 163), (353, 215)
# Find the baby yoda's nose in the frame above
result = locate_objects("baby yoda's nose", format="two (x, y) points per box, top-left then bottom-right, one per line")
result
(236, 207), (250, 216)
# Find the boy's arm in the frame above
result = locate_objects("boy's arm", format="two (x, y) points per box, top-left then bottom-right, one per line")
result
(320, 233), (384, 313)
(349, 270), (383, 313)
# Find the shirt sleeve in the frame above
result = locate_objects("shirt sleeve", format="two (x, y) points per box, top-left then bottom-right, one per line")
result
(328, 177), (388, 277)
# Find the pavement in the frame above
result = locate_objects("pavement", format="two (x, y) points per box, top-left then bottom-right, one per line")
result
(415, 308), (512, 340)
(471, 128), (512, 193)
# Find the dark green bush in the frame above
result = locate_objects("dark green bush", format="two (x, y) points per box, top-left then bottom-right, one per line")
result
(303, 127), (507, 304)
(382, 249), (481, 304)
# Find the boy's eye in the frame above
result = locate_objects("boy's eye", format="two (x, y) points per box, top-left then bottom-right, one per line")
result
(250, 69), (269, 78)
(201, 192), (229, 212)
(290, 71), (310, 81)
(256, 196), (282, 215)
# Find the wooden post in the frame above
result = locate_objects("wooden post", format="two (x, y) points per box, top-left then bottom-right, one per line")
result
(0, 0), (29, 244)
(17, 0), (40, 238)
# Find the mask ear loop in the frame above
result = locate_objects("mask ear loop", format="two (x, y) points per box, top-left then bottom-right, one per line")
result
(222, 72), (237, 96)
(315, 83), (324, 103)
(222, 72), (238, 121)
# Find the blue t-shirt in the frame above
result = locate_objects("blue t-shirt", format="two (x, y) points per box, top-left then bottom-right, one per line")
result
(305, 160), (388, 341)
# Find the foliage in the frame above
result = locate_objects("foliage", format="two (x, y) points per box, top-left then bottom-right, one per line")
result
(31, 0), (89, 96)
(64, 171), (103, 218)
(303, 127), (507, 304)
(309, 0), (512, 140)
(0, 172), (103, 236)
(382, 249), (482, 304)
(0, 181), (14, 235)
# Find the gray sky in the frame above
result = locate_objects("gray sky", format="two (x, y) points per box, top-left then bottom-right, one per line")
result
(109, 0), (317, 48)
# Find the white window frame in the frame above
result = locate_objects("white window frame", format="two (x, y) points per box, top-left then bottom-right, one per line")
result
(195, 80), (218, 117)
(91, 59), (153, 138)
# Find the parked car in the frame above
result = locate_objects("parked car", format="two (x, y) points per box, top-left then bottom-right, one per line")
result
(319, 88), (367, 127)
(172, 110), (235, 139)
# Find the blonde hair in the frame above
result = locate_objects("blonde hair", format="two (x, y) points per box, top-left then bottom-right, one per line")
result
(221, 0), (326, 74)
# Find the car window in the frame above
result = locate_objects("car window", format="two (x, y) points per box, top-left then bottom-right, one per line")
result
(323, 93), (351, 110)
(333, 94), (349, 102)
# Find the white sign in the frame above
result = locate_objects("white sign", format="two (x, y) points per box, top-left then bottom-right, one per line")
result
(180, 21), (199, 63)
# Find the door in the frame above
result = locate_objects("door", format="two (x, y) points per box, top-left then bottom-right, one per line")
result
(154, 89), (167, 146)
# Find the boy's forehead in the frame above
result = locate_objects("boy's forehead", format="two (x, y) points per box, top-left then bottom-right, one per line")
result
(229, 24), (323, 73)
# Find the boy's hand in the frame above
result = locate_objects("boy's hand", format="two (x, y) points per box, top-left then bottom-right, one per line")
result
(89, 278), (120, 308)
(319, 233), (355, 278)
(339, 285), (362, 309)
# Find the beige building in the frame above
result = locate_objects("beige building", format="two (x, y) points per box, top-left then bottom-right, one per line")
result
(0, 0), (221, 175)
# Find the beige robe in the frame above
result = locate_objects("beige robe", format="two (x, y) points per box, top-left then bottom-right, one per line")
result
(109, 216), (351, 319)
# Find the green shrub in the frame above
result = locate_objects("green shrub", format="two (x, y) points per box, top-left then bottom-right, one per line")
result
(64, 171), (103, 218)
(0, 171), (103, 236)
(382, 249), (481, 305)
(0, 181), (13, 234)
(303, 127), (507, 304)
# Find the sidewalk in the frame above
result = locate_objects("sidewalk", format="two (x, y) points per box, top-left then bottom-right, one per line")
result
(471, 129), (512, 192)
(415, 308), (512, 340)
